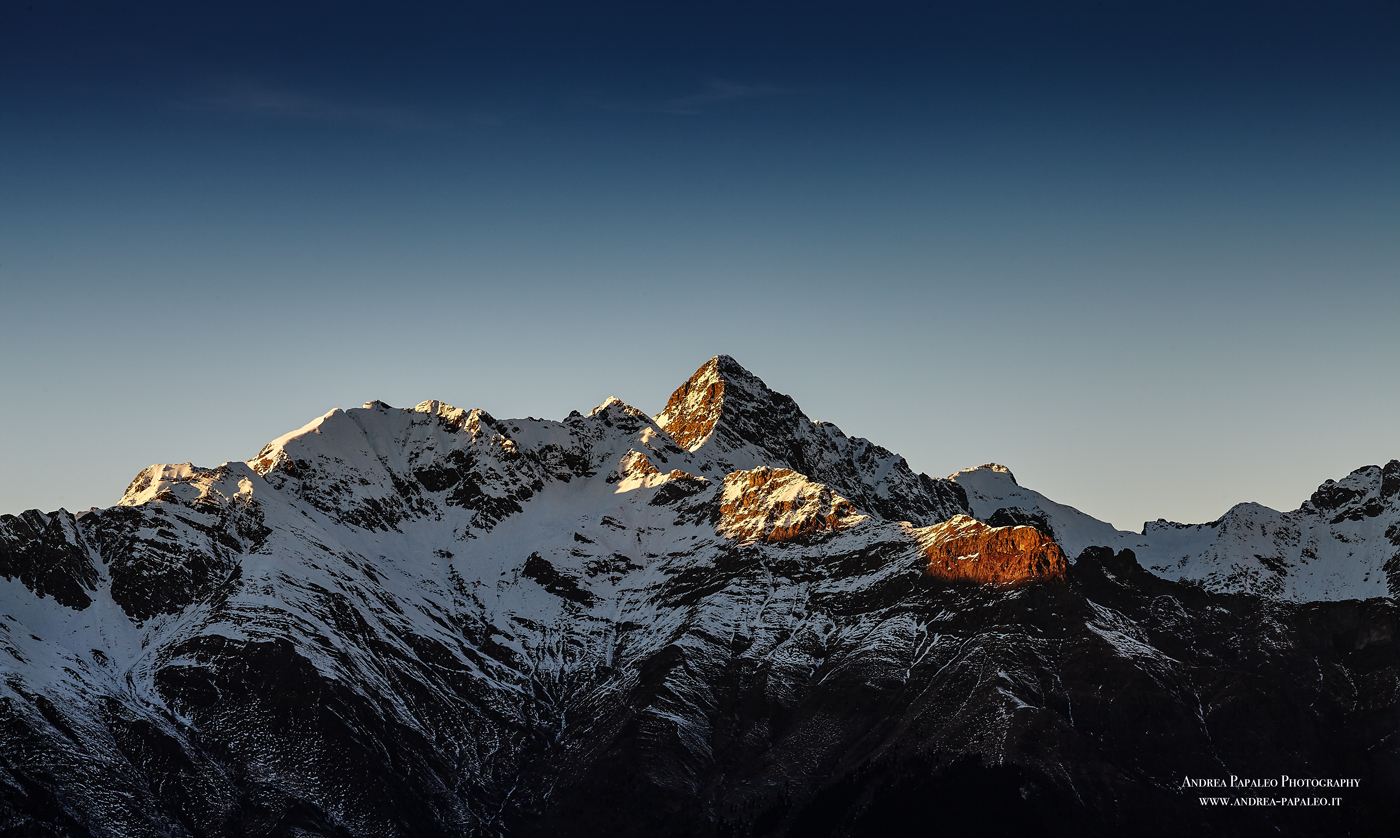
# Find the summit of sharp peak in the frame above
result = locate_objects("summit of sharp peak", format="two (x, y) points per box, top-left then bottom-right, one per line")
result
(655, 355), (834, 459)
(589, 396), (626, 415)
(587, 396), (649, 421)
(654, 356), (969, 526)
(653, 355), (771, 452)
(691, 353), (760, 383)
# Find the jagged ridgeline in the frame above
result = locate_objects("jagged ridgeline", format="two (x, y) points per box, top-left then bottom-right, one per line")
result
(2, 356), (1397, 837)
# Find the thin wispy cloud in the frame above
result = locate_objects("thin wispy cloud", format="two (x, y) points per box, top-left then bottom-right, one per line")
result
(176, 80), (510, 133)
(662, 80), (798, 115)
(592, 79), (810, 116)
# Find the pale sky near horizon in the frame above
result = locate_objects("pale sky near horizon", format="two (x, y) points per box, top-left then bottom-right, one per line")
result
(2, 1), (1397, 530)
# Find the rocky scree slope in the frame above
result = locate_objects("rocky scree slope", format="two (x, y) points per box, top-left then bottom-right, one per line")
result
(0, 356), (1396, 838)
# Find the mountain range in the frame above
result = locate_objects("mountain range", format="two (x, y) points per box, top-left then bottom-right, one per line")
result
(2, 355), (1397, 836)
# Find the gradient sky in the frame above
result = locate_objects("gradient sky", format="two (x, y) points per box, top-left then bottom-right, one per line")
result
(2, 1), (1397, 530)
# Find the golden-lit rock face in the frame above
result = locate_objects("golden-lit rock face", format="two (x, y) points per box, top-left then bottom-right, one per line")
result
(656, 356), (728, 450)
(913, 514), (1067, 586)
(717, 467), (867, 545)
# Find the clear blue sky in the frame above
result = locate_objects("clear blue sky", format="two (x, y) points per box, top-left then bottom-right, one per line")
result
(3, 1), (1397, 530)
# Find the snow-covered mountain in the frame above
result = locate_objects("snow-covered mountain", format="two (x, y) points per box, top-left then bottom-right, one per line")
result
(2, 356), (1396, 837)
(949, 463), (1149, 559)
(950, 460), (1400, 602)
(1136, 462), (1400, 601)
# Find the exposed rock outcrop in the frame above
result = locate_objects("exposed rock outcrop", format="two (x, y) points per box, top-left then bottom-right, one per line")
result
(716, 467), (866, 545)
(915, 514), (1067, 586)
(0, 509), (97, 610)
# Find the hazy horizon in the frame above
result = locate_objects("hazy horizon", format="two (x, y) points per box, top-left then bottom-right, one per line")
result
(3, 2), (1397, 530)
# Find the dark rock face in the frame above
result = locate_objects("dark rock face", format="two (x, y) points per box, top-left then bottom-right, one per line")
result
(988, 505), (1056, 540)
(1382, 460), (1400, 500)
(5, 537), (1396, 837)
(522, 553), (597, 605)
(0, 510), (97, 610)
(1312, 480), (1361, 511)
(1309, 464), (1397, 525)
(84, 505), (245, 622)
(511, 550), (1399, 838)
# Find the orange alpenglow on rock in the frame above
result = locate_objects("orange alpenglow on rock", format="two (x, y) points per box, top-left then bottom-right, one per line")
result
(913, 514), (1067, 586)
(717, 467), (867, 545)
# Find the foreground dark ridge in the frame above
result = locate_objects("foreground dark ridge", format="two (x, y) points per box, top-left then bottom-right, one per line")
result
(1, 356), (1397, 837)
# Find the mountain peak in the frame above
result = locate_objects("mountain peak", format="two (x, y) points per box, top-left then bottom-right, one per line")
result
(654, 355), (821, 474)
(655, 356), (969, 526)
(587, 396), (648, 420)
(951, 463), (1018, 485)
(654, 355), (770, 451)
